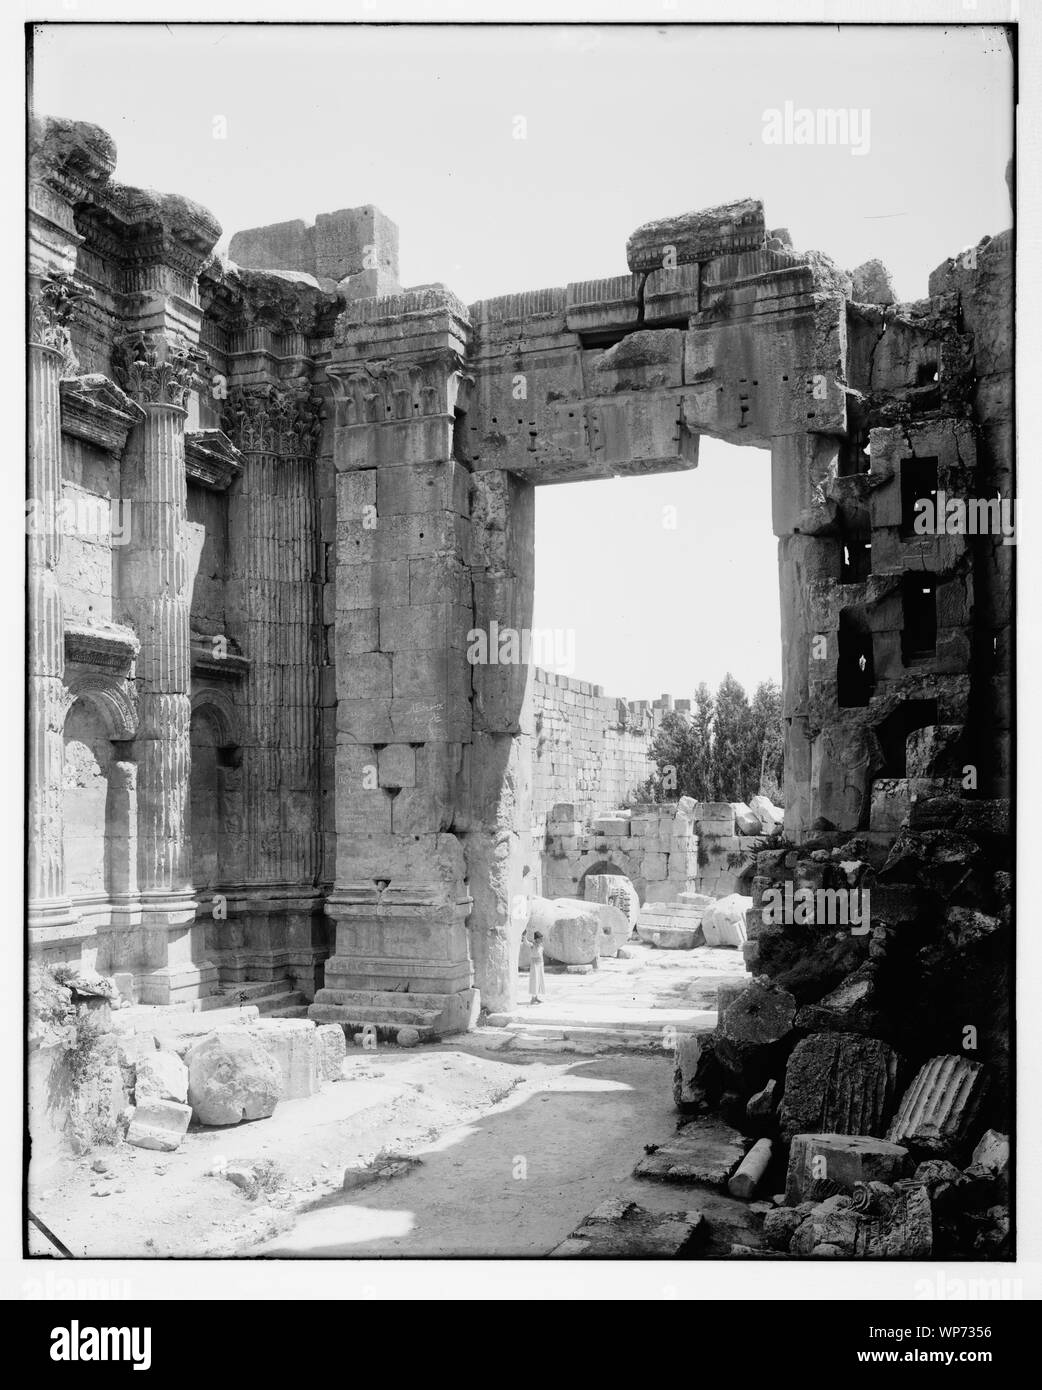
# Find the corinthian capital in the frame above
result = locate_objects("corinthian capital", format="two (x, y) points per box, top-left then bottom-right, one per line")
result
(112, 331), (204, 409)
(28, 273), (92, 371)
(221, 381), (324, 458)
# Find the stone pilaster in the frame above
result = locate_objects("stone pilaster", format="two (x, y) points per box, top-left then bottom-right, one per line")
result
(220, 381), (326, 989)
(114, 331), (216, 1002)
(311, 290), (478, 1038)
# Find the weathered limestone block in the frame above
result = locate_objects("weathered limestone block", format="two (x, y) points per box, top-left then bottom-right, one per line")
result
(972, 1129), (1010, 1179)
(626, 199), (765, 272)
(793, 964), (883, 1036)
(636, 896), (709, 949)
(550, 1200), (706, 1258)
(732, 802), (762, 835)
(702, 893), (751, 947)
(785, 1133), (912, 1205)
(716, 982), (797, 1086)
(906, 725), (966, 778)
(186, 1029), (281, 1126)
(133, 1051), (188, 1105)
(247, 1019), (320, 1100)
(750, 794), (785, 834)
(526, 898), (599, 965)
(780, 1035), (900, 1141)
(317, 1024), (348, 1082)
(126, 1098), (192, 1152)
(634, 1117), (747, 1187)
(672, 1026), (717, 1111)
(584, 874), (639, 929)
(887, 1055), (987, 1155)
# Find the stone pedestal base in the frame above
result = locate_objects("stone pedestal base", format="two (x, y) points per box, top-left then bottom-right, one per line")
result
(207, 888), (330, 999)
(311, 889), (475, 1037)
(137, 891), (217, 1004)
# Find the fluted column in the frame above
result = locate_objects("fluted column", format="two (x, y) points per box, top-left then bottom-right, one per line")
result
(222, 383), (324, 983)
(115, 331), (215, 1001)
(27, 278), (82, 932)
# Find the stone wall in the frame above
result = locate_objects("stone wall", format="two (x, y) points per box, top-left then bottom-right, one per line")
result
(530, 669), (667, 826)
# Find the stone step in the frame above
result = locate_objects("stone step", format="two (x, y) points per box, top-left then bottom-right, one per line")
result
(308, 998), (442, 1038)
(249, 989), (307, 1014)
(503, 1022), (668, 1051)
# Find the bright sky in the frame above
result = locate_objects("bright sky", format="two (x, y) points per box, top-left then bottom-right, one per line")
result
(31, 22), (1014, 699)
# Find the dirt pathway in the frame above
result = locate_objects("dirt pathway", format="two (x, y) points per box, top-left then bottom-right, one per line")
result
(254, 1049), (749, 1259)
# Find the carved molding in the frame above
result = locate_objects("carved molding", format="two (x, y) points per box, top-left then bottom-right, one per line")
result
(184, 429), (245, 491)
(190, 640), (251, 682)
(59, 374), (145, 453)
(112, 330), (204, 409)
(65, 671), (138, 740)
(220, 381), (323, 458)
(64, 622), (139, 674)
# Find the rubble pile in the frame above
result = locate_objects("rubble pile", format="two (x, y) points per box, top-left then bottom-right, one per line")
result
(671, 796), (1012, 1257)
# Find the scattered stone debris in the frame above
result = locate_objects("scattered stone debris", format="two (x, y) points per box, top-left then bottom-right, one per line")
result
(550, 1200), (706, 1258)
(635, 1118), (746, 1188)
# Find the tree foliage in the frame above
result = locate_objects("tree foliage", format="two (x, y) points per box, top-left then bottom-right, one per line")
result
(636, 675), (785, 805)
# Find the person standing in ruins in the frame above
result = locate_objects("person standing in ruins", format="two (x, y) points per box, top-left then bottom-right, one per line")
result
(528, 931), (546, 1004)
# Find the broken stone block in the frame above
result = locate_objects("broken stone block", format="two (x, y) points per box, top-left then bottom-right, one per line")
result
(793, 964), (884, 1036)
(316, 1024), (347, 1082)
(750, 794), (785, 834)
(396, 1026), (420, 1047)
(626, 198), (765, 272)
(716, 981), (797, 1087)
(887, 1055), (987, 1155)
(125, 1098), (192, 1152)
(728, 1138), (773, 1200)
(763, 1205), (804, 1250)
(583, 873), (639, 929)
(701, 893), (751, 947)
(905, 725), (966, 777)
(186, 1029), (281, 1127)
(672, 1027), (716, 1111)
(785, 1133), (911, 1205)
(527, 897), (602, 965)
(971, 1129), (1009, 1179)
(635, 1117), (746, 1188)
(134, 1050), (188, 1105)
(549, 1200), (706, 1257)
(780, 1034), (900, 1141)
(635, 897), (709, 948)
(247, 1019), (320, 1100)
(732, 802), (762, 835)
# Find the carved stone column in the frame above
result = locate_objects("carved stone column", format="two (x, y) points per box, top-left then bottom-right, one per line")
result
(27, 276), (82, 937)
(221, 381), (325, 989)
(114, 331), (217, 1002)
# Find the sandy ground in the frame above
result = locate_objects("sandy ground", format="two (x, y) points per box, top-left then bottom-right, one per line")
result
(29, 943), (754, 1260)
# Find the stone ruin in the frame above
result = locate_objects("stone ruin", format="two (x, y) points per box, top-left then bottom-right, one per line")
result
(28, 103), (1013, 1159)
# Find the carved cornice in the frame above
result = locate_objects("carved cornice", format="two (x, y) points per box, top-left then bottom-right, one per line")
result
(220, 381), (324, 458)
(29, 115), (117, 207)
(112, 330), (204, 409)
(184, 429), (245, 491)
(59, 374), (145, 453)
(64, 622), (139, 674)
(75, 184), (221, 282)
(190, 641), (251, 681)
(28, 273), (93, 372)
